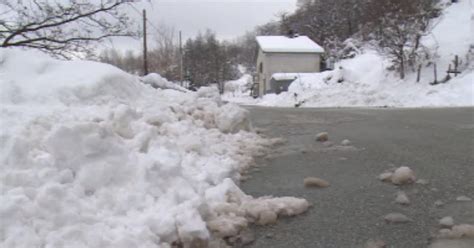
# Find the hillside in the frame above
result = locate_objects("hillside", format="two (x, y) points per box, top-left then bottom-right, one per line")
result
(223, 0), (474, 108)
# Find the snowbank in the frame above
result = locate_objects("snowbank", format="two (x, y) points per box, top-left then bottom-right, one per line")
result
(141, 73), (188, 92)
(0, 49), (308, 248)
(225, 0), (474, 108)
(257, 51), (472, 107)
(222, 74), (253, 102)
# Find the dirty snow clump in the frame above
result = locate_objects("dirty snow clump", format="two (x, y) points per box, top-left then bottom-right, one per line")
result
(383, 213), (413, 223)
(391, 166), (416, 185)
(304, 177), (330, 188)
(437, 224), (474, 239)
(395, 191), (410, 205)
(439, 216), (455, 228)
(316, 132), (329, 142)
(341, 139), (352, 146)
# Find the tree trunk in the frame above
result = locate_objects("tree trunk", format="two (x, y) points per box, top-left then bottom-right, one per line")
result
(400, 56), (405, 79)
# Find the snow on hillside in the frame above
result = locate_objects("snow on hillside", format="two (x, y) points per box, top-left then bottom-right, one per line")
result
(0, 49), (309, 248)
(225, 0), (474, 108)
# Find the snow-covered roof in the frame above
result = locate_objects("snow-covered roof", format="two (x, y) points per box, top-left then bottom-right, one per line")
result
(256, 36), (324, 53)
(271, 73), (299, 81)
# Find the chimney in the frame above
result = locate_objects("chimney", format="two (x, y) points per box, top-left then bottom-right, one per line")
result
(287, 29), (299, 38)
(287, 29), (295, 38)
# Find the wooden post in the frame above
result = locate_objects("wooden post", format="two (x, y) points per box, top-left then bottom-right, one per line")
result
(454, 55), (459, 77)
(179, 31), (183, 87)
(416, 64), (421, 83)
(433, 62), (438, 85)
(142, 9), (148, 76)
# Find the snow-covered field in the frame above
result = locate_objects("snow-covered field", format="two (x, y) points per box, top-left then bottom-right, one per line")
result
(0, 49), (309, 248)
(223, 0), (474, 108)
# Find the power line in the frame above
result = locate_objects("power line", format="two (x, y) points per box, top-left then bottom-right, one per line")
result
(128, 3), (162, 36)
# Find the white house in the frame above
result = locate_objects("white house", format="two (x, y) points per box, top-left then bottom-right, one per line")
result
(255, 35), (325, 96)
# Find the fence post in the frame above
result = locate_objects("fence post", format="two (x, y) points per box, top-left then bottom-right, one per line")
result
(454, 55), (459, 77)
(416, 64), (422, 83)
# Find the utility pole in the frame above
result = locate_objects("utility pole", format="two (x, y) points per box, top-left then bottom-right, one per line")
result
(179, 31), (184, 87)
(142, 9), (148, 76)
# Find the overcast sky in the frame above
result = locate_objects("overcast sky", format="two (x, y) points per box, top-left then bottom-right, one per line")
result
(107, 0), (297, 52)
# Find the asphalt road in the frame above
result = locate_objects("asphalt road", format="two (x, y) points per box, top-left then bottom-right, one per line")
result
(241, 107), (474, 248)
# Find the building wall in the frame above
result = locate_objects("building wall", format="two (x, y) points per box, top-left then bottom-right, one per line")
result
(256, 50), (321, 96)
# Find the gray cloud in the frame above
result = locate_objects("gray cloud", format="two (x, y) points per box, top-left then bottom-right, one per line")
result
(106, 0), (296, 51)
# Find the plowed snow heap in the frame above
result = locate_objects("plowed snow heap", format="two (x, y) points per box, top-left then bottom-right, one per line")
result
(0, 49), (309, 248)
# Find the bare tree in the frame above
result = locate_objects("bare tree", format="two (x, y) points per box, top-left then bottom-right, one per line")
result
(370, 0), (441, 79)
(148, 23), (180, 80)
(0, 0), (136, 58)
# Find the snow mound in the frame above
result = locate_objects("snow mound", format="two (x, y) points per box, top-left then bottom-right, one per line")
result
(141, 73), (188, 92)
(223, 74), (252, 96)
(0, 49), (307, 248)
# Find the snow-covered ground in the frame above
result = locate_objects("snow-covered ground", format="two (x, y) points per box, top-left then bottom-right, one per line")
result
(223, 0), (474, 108)
(0, 49), (309, 248)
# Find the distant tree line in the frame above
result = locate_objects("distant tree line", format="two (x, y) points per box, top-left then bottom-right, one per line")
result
(99, 29), (241, 88)
(234, 0), (443, 79)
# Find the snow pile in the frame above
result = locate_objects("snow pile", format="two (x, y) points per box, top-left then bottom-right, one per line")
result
(222, 74), (253, 101)
(141, 73), (187, 92)
(225, 0), (474, 108)
(0, 49), (308, 248)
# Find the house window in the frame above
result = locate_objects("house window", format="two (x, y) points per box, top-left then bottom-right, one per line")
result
(259, 62), (263, 73)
